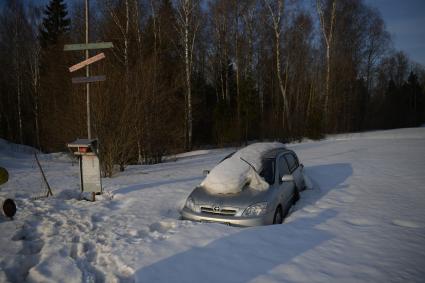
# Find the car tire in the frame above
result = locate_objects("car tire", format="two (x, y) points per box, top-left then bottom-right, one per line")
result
(273, 206), (283, 224)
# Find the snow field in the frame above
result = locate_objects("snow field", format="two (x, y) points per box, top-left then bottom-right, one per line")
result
(0, 127), (424, 282)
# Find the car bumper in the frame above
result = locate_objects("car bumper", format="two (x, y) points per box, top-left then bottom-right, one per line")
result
(180, 207), (274, 227)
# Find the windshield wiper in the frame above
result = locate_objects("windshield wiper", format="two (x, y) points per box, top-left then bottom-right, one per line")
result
(240, 157), (258, 173)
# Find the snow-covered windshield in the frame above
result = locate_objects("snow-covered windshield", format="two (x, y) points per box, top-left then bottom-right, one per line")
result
(260, 158), (275, 185)
(219, 152), (235, 163)
(201, 142), (284, 194)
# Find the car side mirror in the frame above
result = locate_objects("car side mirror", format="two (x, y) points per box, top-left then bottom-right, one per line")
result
(281, 175), (294, 182)
(203, 170), (210, 176)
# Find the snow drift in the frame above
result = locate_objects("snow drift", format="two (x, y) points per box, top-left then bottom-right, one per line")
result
(200, 142), (285, 194)
(1, 128), (425, 282)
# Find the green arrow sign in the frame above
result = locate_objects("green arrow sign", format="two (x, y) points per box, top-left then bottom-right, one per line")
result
(64, 42), (113, 51)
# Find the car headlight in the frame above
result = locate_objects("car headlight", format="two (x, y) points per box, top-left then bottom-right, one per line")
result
(184, 197), (200, 213)
(242, 202), (268, 217)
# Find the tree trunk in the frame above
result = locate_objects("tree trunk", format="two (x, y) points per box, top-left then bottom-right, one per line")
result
(274, 24), (291, 133)
(317, 0), (336, 130)
(184, 9), (192, 150)
(264, 0), (291, 134)
(14, 10), (23, 144)
(234, 0), (241, 144)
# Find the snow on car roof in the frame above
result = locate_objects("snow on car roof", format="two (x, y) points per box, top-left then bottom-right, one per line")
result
(200, 142), (285, 194)
(261, 147), (288, 160)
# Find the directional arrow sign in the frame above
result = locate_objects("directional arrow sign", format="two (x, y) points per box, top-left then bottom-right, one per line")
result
(64, 42), (113, 51)
(69, 53), (105, 72)
(72, 75), (106, 84)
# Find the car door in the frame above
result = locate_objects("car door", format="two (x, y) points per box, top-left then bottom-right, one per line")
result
(277, 155), (295, 207)
(284, 153), (304, 190)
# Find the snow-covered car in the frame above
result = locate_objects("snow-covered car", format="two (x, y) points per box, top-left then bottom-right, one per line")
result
(180, 143), (305, 226)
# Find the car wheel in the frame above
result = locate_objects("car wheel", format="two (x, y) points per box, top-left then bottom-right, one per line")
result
(273, 206), (283, 224)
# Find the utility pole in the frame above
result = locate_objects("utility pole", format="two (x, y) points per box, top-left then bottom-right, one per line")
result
(85, 0), (91, 139)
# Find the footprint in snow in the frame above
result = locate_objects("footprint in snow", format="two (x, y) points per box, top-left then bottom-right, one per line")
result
(338, 195), (356, 203)
(126, 228), (139, 237)
(344, 218), (375, 226)
(91, 214), (105, 223)
(316, 203), (334, 210)
(19, 239), (44, 255)
(302, 206), (321, 214)
(392, 219), (421, 228)
(149, 220), (177, 234)
(150, 231), (169, 240)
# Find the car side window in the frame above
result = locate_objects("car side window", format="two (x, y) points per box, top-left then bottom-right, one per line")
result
(293, 154), (299, 168)
(260, 159), (275, 185)
(284, 154), (298, 172)
(278, 156), (290, 181)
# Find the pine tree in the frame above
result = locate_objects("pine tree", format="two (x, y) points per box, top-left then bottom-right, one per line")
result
(406, 72), (424, 125)
(39, 0), (70, 48)
(38, 0), (72, 151)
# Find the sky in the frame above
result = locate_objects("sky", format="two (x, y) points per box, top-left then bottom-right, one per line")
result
(364, 0), (425, 65)
(31, 0), (425, 66)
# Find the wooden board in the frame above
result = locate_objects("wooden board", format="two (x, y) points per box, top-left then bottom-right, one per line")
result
(64, 42), (113, 51)
(69, 53), (105, 72)
(81, 155), (102, 193)
(72, 75), (106, 84)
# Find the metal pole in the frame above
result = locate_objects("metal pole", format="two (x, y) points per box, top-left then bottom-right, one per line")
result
(85, 0), (91, 139)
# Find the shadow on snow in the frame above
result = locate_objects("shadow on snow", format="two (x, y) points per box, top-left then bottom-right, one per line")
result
(113, 176), (203, 195)
(134, 163), (352, 282)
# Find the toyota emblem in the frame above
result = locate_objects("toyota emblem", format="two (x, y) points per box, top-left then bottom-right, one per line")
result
(213, 205), (221, 212)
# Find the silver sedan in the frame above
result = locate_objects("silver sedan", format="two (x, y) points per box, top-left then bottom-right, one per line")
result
(180, 147), (305, 226)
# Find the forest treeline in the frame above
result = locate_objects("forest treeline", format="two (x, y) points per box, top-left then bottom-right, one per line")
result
(1, 0), (425, 176)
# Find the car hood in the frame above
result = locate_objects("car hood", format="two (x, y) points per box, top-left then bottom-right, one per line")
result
(189, 186), (272, 208)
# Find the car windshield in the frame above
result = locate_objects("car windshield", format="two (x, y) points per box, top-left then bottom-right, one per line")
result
(259, 158), (275, 185)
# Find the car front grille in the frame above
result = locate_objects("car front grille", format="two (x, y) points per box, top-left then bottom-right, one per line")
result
(200, 206), (237, 216)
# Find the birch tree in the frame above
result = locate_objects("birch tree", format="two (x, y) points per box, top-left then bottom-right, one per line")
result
(316, 0), (336, 128)
(263, 0), (291, 132)
(28, 4), (43, 148)
(176, 0), (200, 150)
(13, 3), (24, 144)
(210, 0), (231, 103)
(362, 8), (390, 93)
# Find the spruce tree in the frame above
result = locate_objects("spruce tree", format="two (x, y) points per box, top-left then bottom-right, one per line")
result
(38, 0), (72, 151)
(39, 0), (70, 48)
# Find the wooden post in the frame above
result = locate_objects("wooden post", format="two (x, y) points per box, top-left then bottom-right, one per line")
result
(85, 0), (91, 140)
(34, 153), (53, 197)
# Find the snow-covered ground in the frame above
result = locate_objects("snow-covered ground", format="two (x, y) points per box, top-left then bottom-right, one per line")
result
(0, 127), (424, 283)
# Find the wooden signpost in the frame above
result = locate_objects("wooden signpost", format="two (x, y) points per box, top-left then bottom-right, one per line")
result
(64, 0), (113, 201)
(72, 75), (106, 84)
(64, 1), (113, 140)
(69, 52), (105, 72)
(64, 42), (114, 51)
(64, 41), (112, 139)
